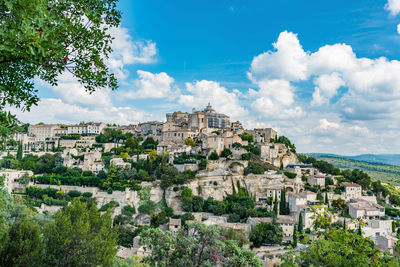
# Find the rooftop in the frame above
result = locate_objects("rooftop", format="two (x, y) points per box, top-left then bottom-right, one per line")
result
(341, 182), (362, 188)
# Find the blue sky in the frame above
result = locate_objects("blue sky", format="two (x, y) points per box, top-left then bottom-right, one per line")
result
(13, 0), (400, 155)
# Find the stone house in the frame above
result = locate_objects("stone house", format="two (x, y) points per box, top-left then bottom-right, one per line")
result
(341, 182), (362, 200)
(348, 199), (385, 220)
(28, 124), (58, 141)
(0, 169), (34, 193)
(248, 216), (295, 237)
(110, 158), (131, 169)
(307, 174), (326, 187)
(162, 129), (196, 144)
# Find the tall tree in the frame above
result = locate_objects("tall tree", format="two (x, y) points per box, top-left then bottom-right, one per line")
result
(43, 200), (118, 267)
(298, 212), (303, 233)
(279, 188), (288, 215)
(0, 217), (44, 267)
(273, 192), (279, 216)
(16, 141), (23, 160)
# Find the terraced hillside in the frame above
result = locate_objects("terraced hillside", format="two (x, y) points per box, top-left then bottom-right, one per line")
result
(306, 154), (400, 185)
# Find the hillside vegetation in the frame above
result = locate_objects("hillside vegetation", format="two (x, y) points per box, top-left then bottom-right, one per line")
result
(307, 154), (400, 185)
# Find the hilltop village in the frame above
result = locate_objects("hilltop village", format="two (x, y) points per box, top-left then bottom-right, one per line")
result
(1, 104), (400, 266)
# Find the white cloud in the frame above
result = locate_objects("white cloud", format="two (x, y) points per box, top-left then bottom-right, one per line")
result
(118, 71), (176, 99)
(249, 79), (304, 119)
(385, 0), (400, 16)
(398, 24), (400, 34)
(249, 31), (308, 82)
(248, 31), (400, 121)
(107, 27), (157, 80)
(311, 72), (345, 106)
(49, 72), (112, 108)
(9, 98), (148, 125)
(178, 80), (247, 119)
(319, 119), (341, 130)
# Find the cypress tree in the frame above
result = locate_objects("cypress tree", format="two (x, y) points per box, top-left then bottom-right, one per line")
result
(358, 224), (362, 236)
(298, 212), (303, 233)
(292, 227), (298, 248)
(273, 192), (279, 216)
(325, 192), (329, 207)
(16, 142), (23, 160)
(279, 188), (287, 215)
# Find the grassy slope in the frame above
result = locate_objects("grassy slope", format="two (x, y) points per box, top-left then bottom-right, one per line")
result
(307, 154), (400, 185)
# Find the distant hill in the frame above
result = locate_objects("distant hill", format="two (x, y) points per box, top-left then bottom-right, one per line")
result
(307, 153), (400, 166)
(304, 154), (400, 185)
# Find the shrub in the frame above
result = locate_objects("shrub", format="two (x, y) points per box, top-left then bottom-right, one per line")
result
(107, 187), (113, 194)
(241, 153), (251, 161)
(209, 152), (219, 160)
(82, 192), (93, 198)
(99, 200), (119, 212)
(198, 158), (208, 170)
(220, 148), (232, 158)
(284, 171), (297, 179)
(227, 213), (241, 223)
(67, 190), (82, 198)
(122, 205), (136, 217)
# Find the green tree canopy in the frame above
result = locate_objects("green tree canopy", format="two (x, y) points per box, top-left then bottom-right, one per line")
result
(0, 0), (121, 142)
(281, 229), (399, 266)
(140, 222), (262, 267)
(249, 221), (283, 248)
(42, 200), (118, 266)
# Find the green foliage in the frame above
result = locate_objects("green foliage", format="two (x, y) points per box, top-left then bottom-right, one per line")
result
(249, 222), (284, 247)
(298, 213), (303, 233)
(276, 136), (296, 152)
(82, 192), (92, 198)
(122, 205), (136, 217)
(221, 148), (233, 158)
(67, 190), (82, 198)
(43, 200), (118, 266)
(281, 229), (399, 266)
(184, 137), (196, 148)
(0, 217), (43, 267)
(140, 222), (262, 267)
(284, 171), (297, 179)
(99, 200), (119, 212)
(279, 188), (289, 215)
(244, 162), (269, 175)
(240, 132), (254, 143)
(209, 151), (219, 160)
(198, 158), (208, 170)
(16, 142), (23, 160)
(241, 153), (251, 160)
(1, 0), (121, 144)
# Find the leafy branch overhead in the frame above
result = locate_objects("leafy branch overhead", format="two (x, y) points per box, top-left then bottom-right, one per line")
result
(0, 0), (121, 113)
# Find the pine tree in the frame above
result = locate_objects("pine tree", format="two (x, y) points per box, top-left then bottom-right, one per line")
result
(325, 192), (329, 207)
(16, 142), (23, 160)
(279, 188), (287, 215)
(298, 212), (303, 233)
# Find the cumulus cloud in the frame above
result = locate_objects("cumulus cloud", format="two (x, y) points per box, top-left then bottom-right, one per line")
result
(248, 31), (400, 121)
(178, 80), (248, 119)
(398, 24), (400, 34)
(249, 79), (304, 119)
(9, 98), (148, 125)
(249, 31), (308, 82)
(48, 72), (112, 108)
(107, 27), (157, 80)
(385, 0), (400, 16)
(311, 72), (345, 106)
(118, 71), (176, 99)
